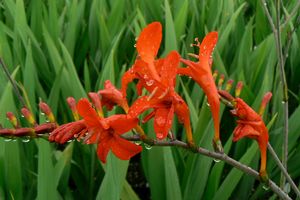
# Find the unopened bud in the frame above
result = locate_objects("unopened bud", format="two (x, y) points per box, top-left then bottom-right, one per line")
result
(235, 81), (243, 97)
(67, 97), (79, 121)
(213, 70), (218, 80)
(225, 79), (234, 92)
(6, 112), (19, 128)
(88, 92), (103, 117)
(21, 107), (36, 126)
(218, 74), (225, 89)
(39, 102), (56, 123)
(259, 92), (273, 116)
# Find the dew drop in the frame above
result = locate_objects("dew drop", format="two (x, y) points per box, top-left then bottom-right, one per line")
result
(41, 112), (45, 116)
(213, 158), (221, 163)
(12, 138), (17, 142)
(157, 133), (164, 139)
(4, 138), (12, 142)
(281, 101), (285, 104)
(284, 183), (290, 193)
(133, 44), (137, 48)
(146, 79), (154, 86)
(45, 119), (50, 123)
(262, 185), (269, 191)
(22, 136), (30, 143)
(21, 115), (24, 118)
(206, 102), (211, 107)
(156, 117), (166, 126)
(67, 139), (73, 143)
(134, 140), (142, 145)
(145, 143), (152, 150)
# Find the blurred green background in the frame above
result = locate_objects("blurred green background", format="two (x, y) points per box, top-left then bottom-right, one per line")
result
(0, 0), (300, 199)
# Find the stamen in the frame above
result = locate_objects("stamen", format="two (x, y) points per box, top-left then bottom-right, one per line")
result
(147, 87), (158, 101)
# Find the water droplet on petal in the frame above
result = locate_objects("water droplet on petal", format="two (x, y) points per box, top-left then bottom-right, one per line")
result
(156, 117), (166, 126)
(146, 79), (154, 86)
(157, 133), (164, 139)
(134, 141), (142, 145)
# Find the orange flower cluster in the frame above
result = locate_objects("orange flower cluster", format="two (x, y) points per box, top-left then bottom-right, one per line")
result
(0, 22), (272, 179)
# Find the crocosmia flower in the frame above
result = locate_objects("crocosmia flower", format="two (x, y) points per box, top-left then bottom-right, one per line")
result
(77, 98), (142, 163)
(231, 97), (270, 180)
(179, 32), (221, 151)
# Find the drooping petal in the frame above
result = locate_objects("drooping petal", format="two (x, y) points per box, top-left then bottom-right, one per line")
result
(96, 135), (112, 163)
(106, 115), (138, 135)
(136, 22), (162, 64)
(199, 32), (218, 68)
(110, 135), (142, 160)
(232, 124), (260, 142)
(154, 105), (174, 139)
(99, 80), (128, 111)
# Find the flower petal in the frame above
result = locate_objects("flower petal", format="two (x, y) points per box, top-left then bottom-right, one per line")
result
(128, 96), (155, 118)
(106, 115), (138, 135)
(154, 105), (174, 139)
(77, 98), (103, 127)
(232, 124), (260, 142)
(96, 135), (112, 163)
(160, 51), (180, 87)
(110, 135), (142, 160)
(99, 80), (128, 111)
(136, 22), (162, 63)
(199, 32), (218, 67)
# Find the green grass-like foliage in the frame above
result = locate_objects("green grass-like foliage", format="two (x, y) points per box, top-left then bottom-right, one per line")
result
(0, 0), (300, 199)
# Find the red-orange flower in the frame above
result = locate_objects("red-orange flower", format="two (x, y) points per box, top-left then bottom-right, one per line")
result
(179, 32), (221, 151)
(121, 22), (163, 97)
(231, 97), (270, 180)
(77, 98), (142, 163)
(98, 80), (129, 112)
(128, 51), (194, 145)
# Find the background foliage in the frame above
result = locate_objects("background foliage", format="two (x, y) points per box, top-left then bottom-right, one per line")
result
(0, 0), (300, 199)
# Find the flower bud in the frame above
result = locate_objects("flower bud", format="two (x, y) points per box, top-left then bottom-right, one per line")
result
(67, 97), (79, 121)
(235, 81), (243, 97)
(259, 92), (272, 116)
(218, 74), (225, 89)
(39, 102), (56, 123)
(88, 92), (103, 117)
(212, 70), (218, 81)
(21, 107), (36, 126)
(6, 112), (19, 128)
(225, 79), (234, 92)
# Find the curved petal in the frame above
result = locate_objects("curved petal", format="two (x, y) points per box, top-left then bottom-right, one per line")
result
(154, 105), (174, 139)
(160, 51), (180, 87)
(96, 135), (112, 163)
(128, 96), (155, 118)
(106, 115), (138, 135)
(121, 69), (137, 97)
(99, 80), (128, 110)
(111, 135), (142, 160)
(136, 22), (162, 63)
(199, 32), (218, 68)
(77, 98), (105, 128)
(233, 124), (260, 142)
